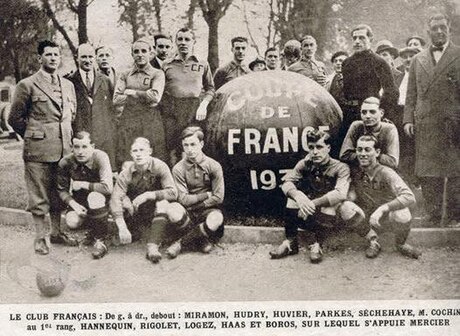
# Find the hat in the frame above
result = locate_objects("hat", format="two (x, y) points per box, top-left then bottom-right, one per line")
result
(399, 46), (422, 58)
(375, 40), (399, 59)
(405, 36), (426, 47)
(249, 57), (266, 71)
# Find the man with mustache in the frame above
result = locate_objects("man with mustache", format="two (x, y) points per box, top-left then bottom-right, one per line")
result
(404, 13), (460, 226)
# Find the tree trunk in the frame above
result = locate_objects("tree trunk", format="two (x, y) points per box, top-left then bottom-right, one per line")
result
(77, 0), (88, 44)
(207, 17), (219, 73)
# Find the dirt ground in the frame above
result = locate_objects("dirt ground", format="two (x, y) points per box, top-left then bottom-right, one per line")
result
(1, 224), (459, 304)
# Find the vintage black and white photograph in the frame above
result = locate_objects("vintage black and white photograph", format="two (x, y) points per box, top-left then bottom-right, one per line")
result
(0, 0), (459, 334)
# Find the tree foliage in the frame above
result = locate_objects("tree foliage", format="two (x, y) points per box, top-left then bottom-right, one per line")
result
(0, 0), (51, 81)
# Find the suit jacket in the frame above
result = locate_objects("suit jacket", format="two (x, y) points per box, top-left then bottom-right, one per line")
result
(66, 69), (117, 168)
(150, 57), (162, 70)
(9, 71), (76, 162)
(404, 43), (460, 177)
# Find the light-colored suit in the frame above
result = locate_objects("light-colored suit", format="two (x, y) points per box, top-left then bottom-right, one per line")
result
(404, 43), (460, 177)
(9, 70), (76, 162)
(9, 70), (76, 216)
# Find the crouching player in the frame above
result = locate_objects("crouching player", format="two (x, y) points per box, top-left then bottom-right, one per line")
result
(270, 129), (370, 263)
(109, 137), (185, 263)
(167, 126), (225, 258)
(351, 135), (421, 258)
(57, 131), (113, 259)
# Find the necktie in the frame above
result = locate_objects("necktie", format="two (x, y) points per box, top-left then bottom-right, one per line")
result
(51, 74), (57, 85)
(85, 72), (91, 91)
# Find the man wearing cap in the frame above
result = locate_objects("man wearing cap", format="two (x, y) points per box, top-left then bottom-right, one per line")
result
(150, 34), (172, 70)
(249, 57), (266, 72)
(288, 35), (327, 86)
(113, 38), (167, 169)
(162, 28), (215, 166)
(326, 51), (348, 106)
(341, 24), (398, 144)
(340, 97), (399, 171)
(406, 36), (426, 49)
(404, 13), (460, 225)
(214, 37), (250, 90)
(57, 131), (113, 259)
(9, 40), (77, 254)
(395, 46), (422, 184)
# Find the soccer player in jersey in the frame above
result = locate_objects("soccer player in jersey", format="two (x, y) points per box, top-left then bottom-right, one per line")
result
(352, 135), (421, 259)
(167, 126), (225, 258)
(270, 129), (369, 263)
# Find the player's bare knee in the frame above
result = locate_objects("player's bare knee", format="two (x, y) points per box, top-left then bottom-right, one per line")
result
(339, 201), (364, 221)
(205, 210), (224, 231)
(160, 201), (187, 223)
(390, 208), (411, 223)
(87, 192), (106, 210)
(65, 211), (83, 229)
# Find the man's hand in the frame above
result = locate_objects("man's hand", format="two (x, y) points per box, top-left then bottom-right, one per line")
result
(69, 200), (87, 217)
(115, 218), (132, 245)
(294, 192), (316, 218)
(72, 180), (90, 191)
(122, 196), (134, 216)
(369, 205), (389, 229)
(316, 73), (327, 86)
(124, 89), (137, 97)
(195, 101), (209, 121)
(404, 123), (414, 137)
(132, 192), (155, 212)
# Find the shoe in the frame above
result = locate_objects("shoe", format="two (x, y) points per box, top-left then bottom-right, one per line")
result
(146, 243), (162, 263)
(200, 238), (213, 254)
(309, 242), (323, 263)
(80, 232), (95, 246)
(50, 232), (78, 246)
(366, 239), (381, 258)
(165, 240), (181, 259)
(92, 239), (108, 259)
(34, 238), (49, 255)
(269, 238), (299, 259)
(397, 244), (421, 259)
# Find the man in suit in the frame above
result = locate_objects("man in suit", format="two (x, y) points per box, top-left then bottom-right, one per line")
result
(150, 34), (172, 70)
(404, 13), (460, 225)
(9, 40), (78, 254)
(96, 46), (117, 91)
(67, 43), (117, 169)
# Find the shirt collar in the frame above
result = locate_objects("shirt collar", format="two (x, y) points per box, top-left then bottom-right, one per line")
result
(172, 53), (200, 63)
(183, 153), (207, 169)
(39, 69), (55, 82)
(72, 154), (95, 170)
(130, 62), (156, 76)
(362, 162), (382, 180)
(131, 156), (155, 173)
(79, 68), (94, 81)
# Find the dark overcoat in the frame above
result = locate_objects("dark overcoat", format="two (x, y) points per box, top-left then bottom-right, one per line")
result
(403, 43), (460, 177)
